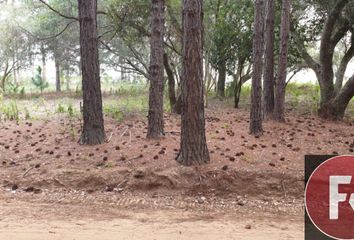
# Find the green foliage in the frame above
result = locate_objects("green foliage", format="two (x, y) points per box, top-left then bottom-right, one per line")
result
(56, 102), (76, 118)
(56, 103), (65, 113)
(5, 82), (20, 94)
(24, 107), (31, 120)
(0, 101), (19, 122)
(208, 0), (254, 73)
(31, 66), (48, 94)
(104, 104), (125, 122)
(116, 83), (147, 96)
(104, 94), (149, 122)
(67, 104), (75, 118)
(19, 87), (25, 98)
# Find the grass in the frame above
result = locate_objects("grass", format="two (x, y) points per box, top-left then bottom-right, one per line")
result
(0, 82), (353, 123)
(103, 94), (149, 122)
(0, 100), (20, 122)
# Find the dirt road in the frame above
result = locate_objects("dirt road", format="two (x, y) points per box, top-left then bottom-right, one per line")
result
(0, 218), (303, 240)
(0, 196), (303, 240)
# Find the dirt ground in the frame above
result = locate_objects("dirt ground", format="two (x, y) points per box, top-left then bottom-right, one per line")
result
(0, 100), (353, 239)
(0, 190), (303, 240)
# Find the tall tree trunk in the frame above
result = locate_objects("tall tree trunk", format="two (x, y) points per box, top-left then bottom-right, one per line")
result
(66, 73), (71, 91)
(55, 54), (61, 92)
(334, 39), (354, 95)
(147, 0), (165, 138)
(262, 0), (275, 119)
(332, 73), (354, 119)
(234, 59), (244, 108)
(40, 45), (47, 83)
(177, 0), (210, 166)
(174, 94), (182, 114)
(13, 62), (17, 85)
(78, 0), (106, 145)
(204, 54), (213, 108)
(274, 0), (291, 122)
(292, 0), (352, 120)
(216, 61), (226, 98)
(249, 0), (265, 136)
(1, 62), (9, 90)
(318, 0), (349, 118)
(234, 79), (242, 108)
(163, 53), (177, 113)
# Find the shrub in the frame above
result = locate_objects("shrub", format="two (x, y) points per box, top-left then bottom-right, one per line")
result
(31, 66), (49, 94)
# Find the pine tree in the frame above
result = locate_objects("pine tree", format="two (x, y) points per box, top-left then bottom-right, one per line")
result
(31, 66), (48, 95)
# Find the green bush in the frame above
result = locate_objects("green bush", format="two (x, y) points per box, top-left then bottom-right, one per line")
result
(67, 104), (75, 118)
(1, 101), (19, 122)
(31, 66), (49, 94)
(56, 103), (65, 113)
(104, 104), (124, 122)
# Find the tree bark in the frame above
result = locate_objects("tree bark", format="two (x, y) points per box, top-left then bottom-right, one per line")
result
(234, 59), (244, 108)
(177, 0), (210, 166)
(334, 38), (354, 95)
(163, 53), (177, 113)
(274, 0), (291, 122)
(249, 0), (265, 136)
(318, 0), (349, 116)
(78, 0), (106, 145)
(174, 94), (182, 114)
(216, 61), (226, 98)
(40, 45), (47, 83)
(262, 0), (275, 119)
(55, 54), (61, 92)
(292, 0), (352, 120)
(147, 0), (165, 138)
(332, 73), (354, 119)
(1, 62), (9, 90)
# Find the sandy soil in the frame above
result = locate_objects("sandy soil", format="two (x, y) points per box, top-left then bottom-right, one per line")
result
(0, 196), (303, 240)
(0, 217), (303, 240)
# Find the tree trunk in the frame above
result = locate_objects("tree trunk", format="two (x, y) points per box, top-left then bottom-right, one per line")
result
(216, 61), (226, 99)
(293, 0), (352, 120)
(332, 73), (354, 119)
(234, 60), (244, 108)
(55, 54), (61, 92)
(147, 0), (165, 138)
(177, 0), (210, 166)
(334, 41), (353, 95)
(163, 53), (177, 113)
(318, 0), (349, 116)
(274, 0), (291, 122)
(174, 94), (182, 114)
(40, 45), (47, 83)
(234, 79), (242, 108)
(249, 0), (265, 136)
(78, 0), (106, 145)
(262, 0), (275, 119)
(1, 62), (9, 90)
(66, 73), (71, 91)
(320, 74), (354, 120)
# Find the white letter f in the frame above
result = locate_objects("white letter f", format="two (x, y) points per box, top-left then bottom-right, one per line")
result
(329, 176), (351, 220)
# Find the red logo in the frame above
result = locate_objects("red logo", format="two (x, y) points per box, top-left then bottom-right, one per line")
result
(305, 155), (354, 239)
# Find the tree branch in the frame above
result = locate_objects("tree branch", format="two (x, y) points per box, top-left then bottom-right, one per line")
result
(292, 33), (321, 76)
(335, 33), (354, 93)
(38, 0), (78, 21)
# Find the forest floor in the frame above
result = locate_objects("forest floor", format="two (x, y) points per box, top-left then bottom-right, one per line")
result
(0, 96), (353, 239)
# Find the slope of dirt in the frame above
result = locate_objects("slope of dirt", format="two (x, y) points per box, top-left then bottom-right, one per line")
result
(0, 102), (352, 199)
(1, 100), (352, 238)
